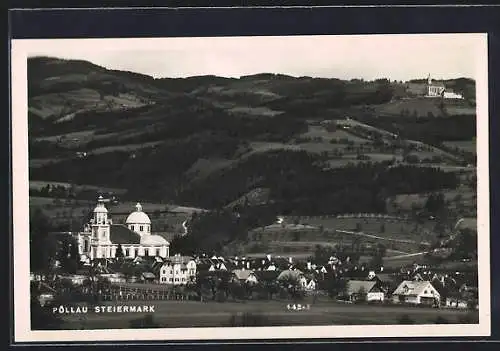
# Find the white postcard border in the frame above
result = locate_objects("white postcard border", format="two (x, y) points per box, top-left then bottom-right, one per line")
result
(11, 34), (491, 342)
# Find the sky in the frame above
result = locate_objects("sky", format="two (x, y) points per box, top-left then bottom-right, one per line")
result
(23, 34), (485, 81)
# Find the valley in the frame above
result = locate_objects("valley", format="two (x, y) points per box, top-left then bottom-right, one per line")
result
(28, 56), (477, 267)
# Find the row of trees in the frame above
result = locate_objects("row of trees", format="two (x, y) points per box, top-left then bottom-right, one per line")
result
(30, 208), (81, 275)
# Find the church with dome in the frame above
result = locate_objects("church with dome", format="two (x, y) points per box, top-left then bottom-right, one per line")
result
(76, 196), (170, 261)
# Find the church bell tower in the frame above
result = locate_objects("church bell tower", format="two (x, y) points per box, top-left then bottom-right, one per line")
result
(91, 195), (112, 246)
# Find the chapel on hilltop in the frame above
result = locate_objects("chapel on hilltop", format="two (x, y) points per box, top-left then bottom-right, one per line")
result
(76, 196), (170, 261)
(426, 73), (464, 99)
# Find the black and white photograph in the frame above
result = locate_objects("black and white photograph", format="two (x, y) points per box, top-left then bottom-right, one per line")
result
(12, 33), (490, 342)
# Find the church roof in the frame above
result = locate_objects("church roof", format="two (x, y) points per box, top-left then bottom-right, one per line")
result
(110, 224), (141, 244)
(94, 196), (108, 213)
(140, 234), (168, 246)
(126, 203), (151, 225)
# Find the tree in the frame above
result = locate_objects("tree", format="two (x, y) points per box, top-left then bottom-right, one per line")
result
(379, 223), (386, 233)
(425, 193), (446, 215)
(115, 244), (124, 258)
(454, 229), (478, 260)
(29, 208), (53, 274)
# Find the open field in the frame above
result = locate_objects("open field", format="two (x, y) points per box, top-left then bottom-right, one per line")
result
(52, 299), (479, 329)
(300, 125), (370, 144)
(228, 106), (283, 117)
(186, 157), (235, 181)
(30, 158), (66, 168)
(373, 98), (444, 118)
(30, 181), (128, 195)
(445, 106), (476, 116)
(443, 140), (476, 154)
(90, 141), (164, 155)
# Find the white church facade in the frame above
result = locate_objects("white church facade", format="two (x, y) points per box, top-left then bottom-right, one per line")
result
(426, 74), (463, 99)
(76, 196), (170, 261)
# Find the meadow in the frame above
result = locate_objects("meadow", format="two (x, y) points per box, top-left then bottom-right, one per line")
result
(443, 140), (476, 154)
(54, 299), (479, 329)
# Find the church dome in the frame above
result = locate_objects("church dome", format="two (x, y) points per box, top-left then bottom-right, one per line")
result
(94, 196), (108, 213)
(140, 235), (168, 246)
(126, 203), (151, 225)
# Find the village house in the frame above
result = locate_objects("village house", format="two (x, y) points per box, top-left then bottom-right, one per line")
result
(254, 270), (281, 286)
(232, 269), (259, 285)
(276, 269), (316, 291)
(392, 280), (441, 306)
(59, 274), (87, 286)
(445, 295), (469, 309)
(159, 254), (197, 285)
(196, 255), (232, 272)
(345, 280), (385, 302)
(98, 273), (126, 284)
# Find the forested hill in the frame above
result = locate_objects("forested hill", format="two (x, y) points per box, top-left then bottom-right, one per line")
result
(29, 57), (475, 216)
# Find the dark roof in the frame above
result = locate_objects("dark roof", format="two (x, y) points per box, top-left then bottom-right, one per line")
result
(254, 270), (280, 281)
(373, 273), (395, 282)
(110, 224), (141, 244)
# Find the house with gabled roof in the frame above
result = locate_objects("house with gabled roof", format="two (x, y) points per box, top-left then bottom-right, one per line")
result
(345, 280), (385, 302)
(159, 254), (196, 285)
(254, 270), (280, 284)
(232, 269), (259, 285)
(392, 280), (440, 306)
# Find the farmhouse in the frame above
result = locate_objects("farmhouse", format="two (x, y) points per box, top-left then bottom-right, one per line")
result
(346, 280), (385, 302)
(76, 196), (170, 261)
(159, 254), (197, 285)
(392, 281), (441, 306)
(232, 269), (259, 285)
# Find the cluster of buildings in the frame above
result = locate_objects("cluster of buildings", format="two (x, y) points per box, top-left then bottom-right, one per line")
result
(75, 196), (170, 261)
(34, 197), (478, 310)
(405, 74), (464, 99)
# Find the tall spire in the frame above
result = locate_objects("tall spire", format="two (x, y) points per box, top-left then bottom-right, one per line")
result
(427, 73), (432, 85)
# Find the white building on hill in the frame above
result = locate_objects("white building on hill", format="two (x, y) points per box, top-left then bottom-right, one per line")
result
(427, 74), (464, 99)
(76, 196), (170, 261)
(427, 74), (446, 97)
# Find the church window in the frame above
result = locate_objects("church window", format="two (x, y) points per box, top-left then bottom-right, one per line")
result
(169, 278), (173, 282)
(175, 278), (179, 282)
(131, 225), (134, 231)
(125, 248), (129, 256)
(156, 249), (160, 256)
(147, 226), (150, 233)
(84, 240), (89, 252)
(140, 225), (144, 232)
(134, 248), (139, 257)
